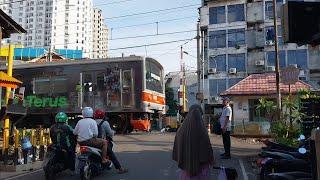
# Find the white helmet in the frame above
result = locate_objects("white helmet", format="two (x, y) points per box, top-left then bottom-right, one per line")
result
(82, 107), (93, 118)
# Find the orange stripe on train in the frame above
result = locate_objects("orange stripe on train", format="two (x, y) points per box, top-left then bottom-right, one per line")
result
(141, 92), (165, 105)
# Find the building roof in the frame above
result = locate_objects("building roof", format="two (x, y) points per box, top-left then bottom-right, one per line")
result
(0, 9), (26, 38)
(220, 73), (312, 96)
(165, 71), (197, 88)
(0, 71), (22, 89)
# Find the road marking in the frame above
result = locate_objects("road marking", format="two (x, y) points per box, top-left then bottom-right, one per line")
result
(3, 169), (42, 180)
(239, 158), (248, 180)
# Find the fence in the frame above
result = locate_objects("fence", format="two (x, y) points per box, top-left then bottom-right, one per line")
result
(0, 127), (51, 166)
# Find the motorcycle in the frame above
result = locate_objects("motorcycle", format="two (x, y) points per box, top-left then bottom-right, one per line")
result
(78, 145), (113, 180)
(259, 134), (312, 180)
(43, 144), (75, 180)
(266, 171), (312, 180)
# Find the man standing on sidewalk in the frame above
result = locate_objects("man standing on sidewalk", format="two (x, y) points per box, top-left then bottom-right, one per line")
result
(220, 97), (232, 159)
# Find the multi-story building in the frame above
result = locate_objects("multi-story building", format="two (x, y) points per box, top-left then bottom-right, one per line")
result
(92, 8), (108, 59)
(199, 0), (320, 104)
(0, 0), (94, 58)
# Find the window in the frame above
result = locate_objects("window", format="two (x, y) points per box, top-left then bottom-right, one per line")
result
(265, 26), (283, 45)
(52, 77), (68, 94)
(229, 78), (242, 88)
(266, 51), (286, 69)
(209, 30), (226, 48)
(209, 6), (225, 24)
(228, 28), (245, 47)
(34, 78), (50, 94)
(209, 55), (226, 72)
(265, 0), (284, 20)
(228, 4), (244, 22)
(287, 50), (308, 69)
(209, 79), (227, 96)
(228, 54), (246, 72)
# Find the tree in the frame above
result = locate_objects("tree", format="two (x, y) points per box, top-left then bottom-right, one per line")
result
(165, 86), (177, 116)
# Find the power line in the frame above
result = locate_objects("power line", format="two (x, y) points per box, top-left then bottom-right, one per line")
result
(28, 37), (196, 56)
(110, 15), (198, 29)
(105, 4), (200, 20)
(10, 8), (198, 33)
(110, 29), (196, 40)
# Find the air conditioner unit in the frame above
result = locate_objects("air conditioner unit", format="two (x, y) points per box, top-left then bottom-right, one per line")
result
(266, 40), (275, 46)
(267, 66), (275, 71)
(229, 68), (237, 74)
(290, 64), (298, 68)
(299, 70), (306, 77)
(255, 60), (265, 66)
(208, 68), (217, 74)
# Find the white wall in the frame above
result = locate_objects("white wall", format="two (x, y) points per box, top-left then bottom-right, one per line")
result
(232, 96), (249, 123)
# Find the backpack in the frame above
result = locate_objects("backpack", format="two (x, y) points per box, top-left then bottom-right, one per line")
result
(97, 120), (105, 139)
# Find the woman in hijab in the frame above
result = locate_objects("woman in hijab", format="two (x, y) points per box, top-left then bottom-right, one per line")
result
(173, 104), (214, 180)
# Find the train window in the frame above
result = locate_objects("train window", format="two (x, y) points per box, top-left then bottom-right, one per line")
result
(96, 72), (105, 91)
(122, 70), (133, 107)
(122, 70), (131, 90)
(145, 60), (163, 93)
(34, 78), (50, 94)
(52, 77), (68, 94)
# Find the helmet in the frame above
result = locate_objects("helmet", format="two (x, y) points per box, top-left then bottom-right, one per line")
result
(55, 112), (68, 123)
(82, 107), (93, 118)
(94, 109), (105, 119)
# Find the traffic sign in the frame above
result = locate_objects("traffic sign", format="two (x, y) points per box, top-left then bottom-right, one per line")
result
(281, 65), (300, 85)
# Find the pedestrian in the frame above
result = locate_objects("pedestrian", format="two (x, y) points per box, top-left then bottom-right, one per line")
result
(219, 97), (232, 159)
(173, 104), (214, 180)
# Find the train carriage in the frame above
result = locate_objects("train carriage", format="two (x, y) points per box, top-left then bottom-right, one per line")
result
(5, 56), (165, 132)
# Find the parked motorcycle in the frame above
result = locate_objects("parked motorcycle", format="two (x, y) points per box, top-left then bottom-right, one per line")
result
(258, 135), (313, 180)
(43, 144), (75, 180)
(266, 171), (312, 180)
(78, 146), (113, 180)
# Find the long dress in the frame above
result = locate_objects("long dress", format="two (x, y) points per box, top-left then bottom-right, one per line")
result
(179, 163), (211, 180)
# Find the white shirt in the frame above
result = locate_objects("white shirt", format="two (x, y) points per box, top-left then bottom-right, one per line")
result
(73, 118), (98, 142)
(219, 105), (232, 131)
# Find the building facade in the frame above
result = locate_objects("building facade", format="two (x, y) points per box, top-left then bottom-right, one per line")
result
(92, 8), (108, 59)
(200, 0), (320, 105)
(165, 71), (198, 111)
(0, 0), (94, 58)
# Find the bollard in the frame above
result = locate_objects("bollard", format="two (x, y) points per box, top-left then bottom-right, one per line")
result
(39, 127), (45, 160)
(2, 117), (10, 165)
(311, 128), (320, 179)
(13, 127), (19, 165)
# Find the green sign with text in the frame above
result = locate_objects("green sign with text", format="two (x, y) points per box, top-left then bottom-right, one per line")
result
(12, 95), (68, 108)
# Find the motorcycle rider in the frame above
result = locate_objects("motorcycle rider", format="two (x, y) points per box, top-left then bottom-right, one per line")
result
(73, 107), (109, 164)
(93, 109), (128, 174)
(49, 112), (76, 172)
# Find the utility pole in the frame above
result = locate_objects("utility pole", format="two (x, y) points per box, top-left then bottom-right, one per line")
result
(179, 46), (186, 115)
(196, 22), (201, 100)
(272, 0), (282, 120)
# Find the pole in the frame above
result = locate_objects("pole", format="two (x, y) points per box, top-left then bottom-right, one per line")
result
(272, 0), (282, 121)
(2, 44), (14, 160)
(197, 22), (201, 100)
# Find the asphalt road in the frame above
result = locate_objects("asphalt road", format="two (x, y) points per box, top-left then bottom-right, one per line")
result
(4, 132), (261, 180)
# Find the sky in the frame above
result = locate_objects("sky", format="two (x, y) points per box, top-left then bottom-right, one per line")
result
(93, 0), (200, 73)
